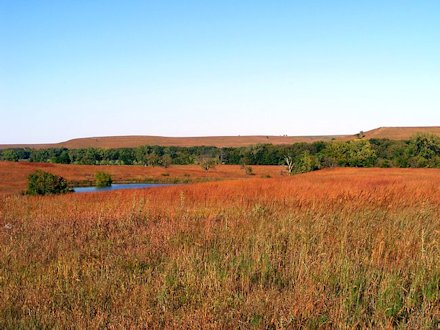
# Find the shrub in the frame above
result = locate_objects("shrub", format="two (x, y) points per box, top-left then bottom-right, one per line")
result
(199, 157), (217, 171)
(1, 149), (19, 162)
(244, 166), (254, 175)
(27, 170), (70, 195)
(95, 172), (112, 187)
(160, 155), (172, 168)
(293, 151), (317, 174)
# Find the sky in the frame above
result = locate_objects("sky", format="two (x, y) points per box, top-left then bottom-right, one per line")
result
(1, 1), (439, 143)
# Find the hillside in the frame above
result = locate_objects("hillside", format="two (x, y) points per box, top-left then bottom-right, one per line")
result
(1, 127), (439, 149)
(362, 126), (440, 140)
(0, 134), (348, 149)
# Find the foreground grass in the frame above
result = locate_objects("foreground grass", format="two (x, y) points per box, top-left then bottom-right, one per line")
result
(0, 168), (439, 328)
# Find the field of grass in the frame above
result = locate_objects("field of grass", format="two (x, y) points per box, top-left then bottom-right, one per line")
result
(0, 134), (346, 149)
(363, 126), (440, 140)
(2, 127), (440, 150)
(0, 161), (283, 195)
(1, 168), (439, 328)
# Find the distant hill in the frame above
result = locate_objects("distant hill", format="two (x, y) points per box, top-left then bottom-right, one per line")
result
(361, 127), (440, 140)
(1, 127), (439, 149)
(0, 135), (348, 149)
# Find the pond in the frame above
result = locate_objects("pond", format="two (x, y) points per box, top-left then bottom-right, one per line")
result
(73, 183), (173, 193)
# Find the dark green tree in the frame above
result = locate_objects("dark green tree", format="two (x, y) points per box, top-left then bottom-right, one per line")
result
(293, 151), (318, 174)
(406, 134), (440, 167)
(27, 170), (70, 195)
(1, 149), (19, 162)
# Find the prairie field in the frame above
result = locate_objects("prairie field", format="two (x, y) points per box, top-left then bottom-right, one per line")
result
(1, 127), (440, 150)
(0, 134), (343, 150)
(0, 168), (439, 328)
(0, 162), (283, 195)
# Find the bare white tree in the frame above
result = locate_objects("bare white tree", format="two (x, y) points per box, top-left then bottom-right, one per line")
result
(284, 155), (294, 174)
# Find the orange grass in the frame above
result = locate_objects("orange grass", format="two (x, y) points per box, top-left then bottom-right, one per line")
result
(2, 127), (440, 149)
(0, 161), (283, 195)
(362, 126), (440, 140)
(0, 134), (345, 149)
(0, 168), (439, 328)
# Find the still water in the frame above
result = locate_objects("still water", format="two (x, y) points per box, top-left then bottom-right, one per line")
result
(73, 183), (173, 193)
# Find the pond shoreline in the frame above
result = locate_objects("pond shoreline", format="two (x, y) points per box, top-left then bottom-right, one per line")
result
(68, 177), (221, 188)
(73, 183), (176, 193)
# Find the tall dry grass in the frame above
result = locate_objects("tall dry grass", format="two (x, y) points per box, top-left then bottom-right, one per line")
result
(0, 161), (283, 195)
(0, 168), (439, 328)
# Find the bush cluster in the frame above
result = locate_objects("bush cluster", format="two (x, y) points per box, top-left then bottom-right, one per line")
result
(95, 172), (112, 187)
(27, 170), (70, 195)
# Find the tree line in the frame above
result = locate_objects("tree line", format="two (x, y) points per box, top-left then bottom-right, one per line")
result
(1, 134), (440, 173)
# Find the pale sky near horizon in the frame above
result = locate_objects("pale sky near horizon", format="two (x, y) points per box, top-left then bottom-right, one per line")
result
(1, 1), (439, 143)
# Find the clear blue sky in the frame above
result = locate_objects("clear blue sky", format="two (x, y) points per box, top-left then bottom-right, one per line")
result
(1, 1), (439, 143)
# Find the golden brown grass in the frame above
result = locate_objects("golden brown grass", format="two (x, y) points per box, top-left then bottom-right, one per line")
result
(0, 161), (283, 195)
(362, 126), (440, 140)
(0, 168), (439, 328)
(0, 135), (345, 149)
(2, 127), (440, 149)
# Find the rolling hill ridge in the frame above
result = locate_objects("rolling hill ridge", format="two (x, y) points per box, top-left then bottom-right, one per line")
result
(1, 126), (439, 149)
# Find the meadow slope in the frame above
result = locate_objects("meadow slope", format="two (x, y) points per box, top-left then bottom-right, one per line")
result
(1, 168), (439, 328)
(1, 126), (439, 149)
(0, 135), (346, 149)
(363, 126), (440, 140)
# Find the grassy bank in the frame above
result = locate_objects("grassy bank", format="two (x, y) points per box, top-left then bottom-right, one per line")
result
(69, 176), (223, 188)
(0, 162), (283, 194)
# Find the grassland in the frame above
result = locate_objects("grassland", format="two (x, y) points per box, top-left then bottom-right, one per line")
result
(362, 126), (440, 140)
(2, 126), (440, 150)
(0, 134), (345, 149)
(0, 161), (283, 195)
(0, 167), (439, 328)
